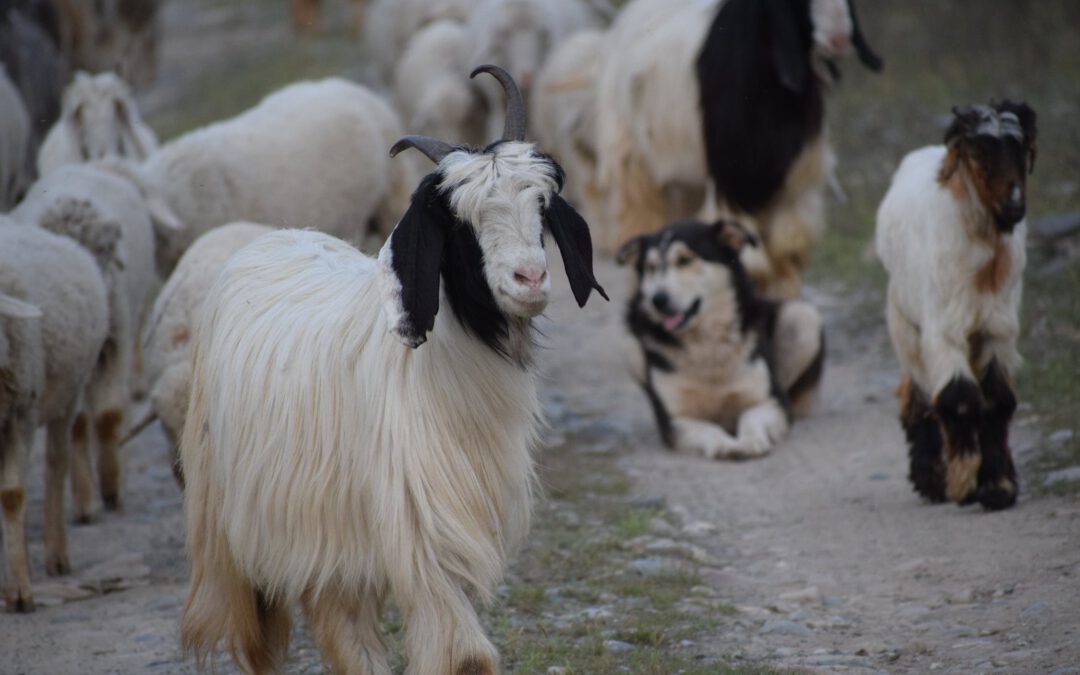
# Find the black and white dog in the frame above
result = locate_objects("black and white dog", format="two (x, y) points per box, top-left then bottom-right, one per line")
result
(617, 219), (825, 459)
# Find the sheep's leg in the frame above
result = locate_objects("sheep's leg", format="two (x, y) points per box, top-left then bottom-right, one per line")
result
(932, 376), (983, 505)
(899, 376), (946, 503)
(974, 359), (1019, 510)
(772, 300), (825, 417)
(44, 415), (76, 576)
(70, 411), (95, 523)
(301, 588), (391, 675)
(90, 335), (134, 511)
(1, 419), (34, 611)
(402, 584), (498, 675)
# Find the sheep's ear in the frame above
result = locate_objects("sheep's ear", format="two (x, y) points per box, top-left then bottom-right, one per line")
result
(766, 0), (809, 93)
(377, 173), (451, 348)
(714, 218), (759, 251)
(0, 293), (43, 319)
(114, 96), (152, 160)
(615, 235), (644, 267)
(545, 195), (608, 307)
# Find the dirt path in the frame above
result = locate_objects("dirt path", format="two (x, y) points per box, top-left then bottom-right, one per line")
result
(543, 257), (1080, 674)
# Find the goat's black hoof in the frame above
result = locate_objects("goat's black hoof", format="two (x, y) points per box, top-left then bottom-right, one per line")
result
(977, 480), (1018, 511)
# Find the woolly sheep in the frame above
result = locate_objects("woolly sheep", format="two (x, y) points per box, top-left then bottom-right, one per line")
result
(0, 218), (109, 612)
(179, 66), (606, 674)
(593, 0), (881, 298)
(114, 78), (419, 275)
(466, 0), (600, 140)
(529, 28), (603, 212)
(365, 0), (479, 80)
(12, 163), (160, 517)
(876, 102), (1037, 511)
(0, 66), (32, 210)
(140, 221), (274, 486)
(393, 20), (488, 148)
(37, 71), (159, 175)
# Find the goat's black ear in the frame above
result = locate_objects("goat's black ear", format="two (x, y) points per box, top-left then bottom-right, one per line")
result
(615, 235), (645, 267)
(998, 100), (1038, 173)
(545, 195), (608, 307)
(847, 0), (883, 72)
(766, 0), (810, 93)
(713, 218), (759, 251)
(377, 173), (452, 348)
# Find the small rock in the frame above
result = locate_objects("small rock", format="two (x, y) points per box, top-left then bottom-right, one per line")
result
(1044, 466), (1080, 485)
(628, 495), (665, 510)
(579, 607), (613, 621)
(626, 558), (673, 577)
(603, 639), (634, 654)
(690, 585), (717, 597)
(547, 667), (569, 675)
(760, 619), (812, 636)
(682, 520), (717, 537)
(678, 639), (695, 648)
(773, 647), (795, 657)
(779, 586), (823, 605)
(1049, 429), (1075, 443)
(946, 588), (976, 605)
(1022, 602), (1049, 615)
(648, 516), (677, 536)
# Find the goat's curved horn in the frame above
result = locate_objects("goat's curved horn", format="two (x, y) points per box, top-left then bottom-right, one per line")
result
(470, 64), (526, 141)
(389, 135), (457, 164)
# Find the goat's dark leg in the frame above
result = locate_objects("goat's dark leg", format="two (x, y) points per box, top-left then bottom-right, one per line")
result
(900, 377), (946, 503)
(975, 359), (1019, 510)
(932, 376), (983, 505)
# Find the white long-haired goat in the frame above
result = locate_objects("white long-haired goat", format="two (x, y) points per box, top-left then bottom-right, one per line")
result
(179, 66), (606, 675)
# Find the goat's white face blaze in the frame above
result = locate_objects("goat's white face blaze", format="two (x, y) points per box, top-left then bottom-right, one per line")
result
(440, 142), (560, 318)
(810, 0), (854, 59)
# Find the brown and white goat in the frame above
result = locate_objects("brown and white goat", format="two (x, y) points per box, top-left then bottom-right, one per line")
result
(875, 101), (1037, 510)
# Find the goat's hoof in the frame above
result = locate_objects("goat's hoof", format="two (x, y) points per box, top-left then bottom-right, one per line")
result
(455, 655), (496, 675)
(5, 587), (35, 613)
(102, 493), (122, 511)
(977, 480), (1018, 511)
(46, 553), (71, 577)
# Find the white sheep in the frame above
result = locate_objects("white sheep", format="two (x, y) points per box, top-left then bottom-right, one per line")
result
(392, 20), (488, 148)
(113, 78), (419, 275)
(593, 0), (882, 299)
(11, 162), (160, 518)
(179, 66), (606, 674)
(37, 71), (159, 176)
(139, 221), (273, 486)
(466, 0), (600, 140)
(0, 65), (32, 210)
(876, 101), (1037, 511)
(0, 218), (109, 612)
(529, 28), (603, 213)
(365, 0), (479, 81)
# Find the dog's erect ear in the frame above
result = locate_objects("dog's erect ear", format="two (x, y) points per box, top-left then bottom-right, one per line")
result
(545, 195), (608, 307)
(615, 235), (645, 267)
(377, 173), (452, 348)
(714, 219), (759, 251)
(766, 0), (810, 93)
(847, 0), (884, 72)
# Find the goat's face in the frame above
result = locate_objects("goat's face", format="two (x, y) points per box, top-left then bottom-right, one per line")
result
(945, 102), (1038, 233)
(442, 142), (561, 318)
(810, 0), (853, 60)
(617, 220), (757, 336)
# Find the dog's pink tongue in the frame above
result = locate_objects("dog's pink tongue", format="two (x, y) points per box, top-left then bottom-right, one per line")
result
(663, 314), (684, 331)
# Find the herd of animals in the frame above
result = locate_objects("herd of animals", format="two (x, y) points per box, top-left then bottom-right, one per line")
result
(0, 0), (1041, 673)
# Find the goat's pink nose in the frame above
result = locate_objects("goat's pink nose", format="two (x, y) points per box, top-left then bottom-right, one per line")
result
(513, 267), (547, 290)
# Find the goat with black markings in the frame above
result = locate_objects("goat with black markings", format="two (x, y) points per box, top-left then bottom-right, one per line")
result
(594, 0), (882, 299)
(876, 101), (1037, 511)
(180, 66), (605, 675)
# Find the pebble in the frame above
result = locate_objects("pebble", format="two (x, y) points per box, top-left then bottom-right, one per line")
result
(578, 607), (613, 621)
(1044, 466), (1080, 485)
(626, 557), (674, 577)
(682, 520), (717, 537)
(628, 495), (666, 510)
(946, 588), (976, 605)
(603, 639), (634, 654)
(1049, 429), (1075, 443)
(689, 585), (717, 597)
(779, 586), (823, 605)
(760, 619), (812, 636)
(546, 668), (569, 675)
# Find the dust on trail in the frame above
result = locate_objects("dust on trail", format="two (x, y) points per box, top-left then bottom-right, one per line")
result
(544, 256), (1080, 674)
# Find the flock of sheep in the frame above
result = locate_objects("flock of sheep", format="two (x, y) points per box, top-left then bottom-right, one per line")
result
(0, 0), (1040, 673)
